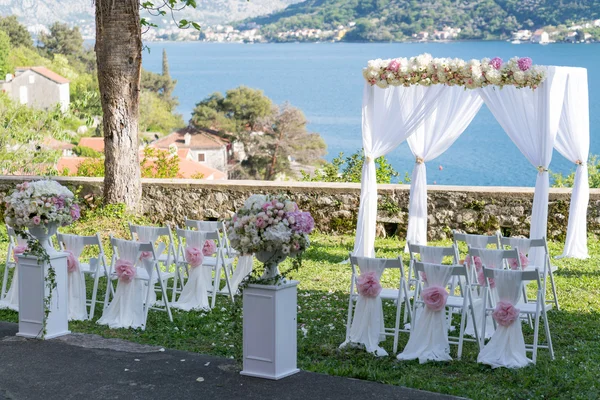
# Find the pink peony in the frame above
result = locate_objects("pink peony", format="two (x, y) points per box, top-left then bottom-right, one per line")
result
(185, 246), (204, 268)
(64, 250), (79, 273)
(255, 217), (267, 229)
(287, 211), (314, 234)
(356, 271), (382, 298)
(12, 245), (28, 262)
(508, 252), (529, 270)
(139, 251), (153, 261)
(203, 240), (217, 256)
(489, 57), (503, 70)
(115, 259), (136, 283)
(387, 59), (400, 72)
(32, 215), (41, 225)
(517, 57), (532, 71)
(492, 301), (520, 327)
(422, 285), (448, 311)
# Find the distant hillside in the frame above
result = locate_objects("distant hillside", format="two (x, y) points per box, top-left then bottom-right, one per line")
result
(0, 0), (303, 28)
(250, 0), (600, 41)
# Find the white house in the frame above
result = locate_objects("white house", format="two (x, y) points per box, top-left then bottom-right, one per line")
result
(531, 29), (550, 44)
(1, 67), (70, 112)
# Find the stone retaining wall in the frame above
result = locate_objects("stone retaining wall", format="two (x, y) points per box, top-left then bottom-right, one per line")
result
(1, 176), (599, 241)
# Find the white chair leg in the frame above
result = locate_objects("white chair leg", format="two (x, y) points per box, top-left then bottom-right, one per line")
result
(89, 271), (101, 320)
(542, 306), (554, 360)
(548, 269), (559, 310)
(156, 270), (173, 322)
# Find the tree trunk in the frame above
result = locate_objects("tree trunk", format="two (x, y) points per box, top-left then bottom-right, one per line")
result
(95, 0), (142, 210)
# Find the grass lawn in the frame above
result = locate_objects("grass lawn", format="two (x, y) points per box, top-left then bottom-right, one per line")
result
(0, 212), (599, 399)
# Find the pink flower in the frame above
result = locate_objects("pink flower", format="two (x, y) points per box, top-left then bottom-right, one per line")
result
(387, 59), (400, 72)
(287, 211), (314, 234)
(477, 268), (496, 288)
(64, 250), (79, 273)
(32, 215), (41, 225)
(489, 57), (503, 70)
(492, 301), (520, 327)
(13, 245), (28, 262)
(508, 252), (529, 270)
(115, 259), (136, 283)
(203, 240), (217, 256)
(518, 57), (532, 71)
(70, 204), (81, 221)
(465, 255), (483, 270)
(356, 271), (382, 298)
(422, 285), (448, 311)
(185, 246), (204, 268)
(255, 217), (267, 229)
(139, 251), (153, 261)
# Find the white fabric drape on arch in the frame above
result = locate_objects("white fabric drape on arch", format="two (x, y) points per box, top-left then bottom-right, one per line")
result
(478, 67), (568, 265)
(406, 86), (483, 247)
(554, 68), (590, 259)
(353, 83), (444, 257)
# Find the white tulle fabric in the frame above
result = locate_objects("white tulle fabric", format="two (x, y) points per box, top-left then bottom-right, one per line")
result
(0, 237), (27, 311)
(353, 84), (444, 257)
(506, 238), (531, 258)
(397, 263), (453, 363)
(464, 234), (492, 250)
(230, 255), (253, 294)
(136, 226), (161, 305)
(466, 249), (504, 339)
(478, 269), (532, 368)
(478, 67), (568, 266)
(97, 240), (145, 329)
(406, 87), (483, 246)
(340, 258), (388, 356)
(172, 231), (211, 311)
(554, 68), (590, 259)
(62, 235), (88, 321)
(420, 246), (446, 263)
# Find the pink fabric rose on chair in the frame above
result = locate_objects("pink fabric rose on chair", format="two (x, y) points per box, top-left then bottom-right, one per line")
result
(477, 268), (496, 289)
(422, 285), (448, 312)
(203, 240), (217, 256)
(12, 245), (28, 263)
(419, 271), (428, 283)
(64, 250), (79, 273)
(115, 259), (136, 283)
(185, 246), (204, 268)
(508, 252), (529, 270)
(356, 271), (382, 298)
(465, 255), (482, 270)
(139, 251), (153, 261)
(492, 301), (520, 327)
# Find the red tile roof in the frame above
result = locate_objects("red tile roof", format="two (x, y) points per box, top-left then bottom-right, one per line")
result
(16, 67), (70, 84)
(78, 137), (105, 153)
(153, 128), (229, 150)
(56, 157), (88, 174)
(43, 137), (74, 150)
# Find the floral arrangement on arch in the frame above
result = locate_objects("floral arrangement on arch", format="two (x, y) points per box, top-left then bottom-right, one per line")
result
(227, 194), (314, 256)
(3, 180), (80, 230)
(363, 53), (546, 90)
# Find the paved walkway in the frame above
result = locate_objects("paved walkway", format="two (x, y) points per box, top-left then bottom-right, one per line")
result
(0, 322), (461, 400)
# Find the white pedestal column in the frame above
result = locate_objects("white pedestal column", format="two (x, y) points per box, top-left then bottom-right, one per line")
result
(16, 252), (70, 340)
(240, 280), (300, 380)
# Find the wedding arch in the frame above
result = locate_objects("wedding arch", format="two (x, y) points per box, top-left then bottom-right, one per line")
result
(353, 54), (590, 261)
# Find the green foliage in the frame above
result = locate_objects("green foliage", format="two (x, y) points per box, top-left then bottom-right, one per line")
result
(38, 22), (84, 58)
(0, 30), (11, 78)
(76, 158), (105, 177)
(0, 93), (75, 175)
(139, 91), (185, 134)
(302, 151), (400, 184)
(140, 147), (181, 178)
(0, 16), (33, 48)
(73, 145), (103, 159)
(250, 0), (600, 42)
(551, 155), (600, 188)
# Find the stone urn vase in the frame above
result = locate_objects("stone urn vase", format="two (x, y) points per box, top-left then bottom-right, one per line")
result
(28, 222), (59, 255)
(255, 250), (288, 281)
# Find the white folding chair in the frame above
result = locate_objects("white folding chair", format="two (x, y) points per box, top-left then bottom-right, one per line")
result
(452, 230), (501, 262)
(346, 254), (412, 354)
(408, 242), (459, 325)
(1, 226), (20, 302)
(175, 227), (234, 306)
(105, 236), (173, 327)
(500, 236), (559, 310)
(480, 266), (554, 363)
(129, 223), (179, 303)
(184, 219), (236, 307)
(57, 233), (113, 320)
(412, 261), (481, 359)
